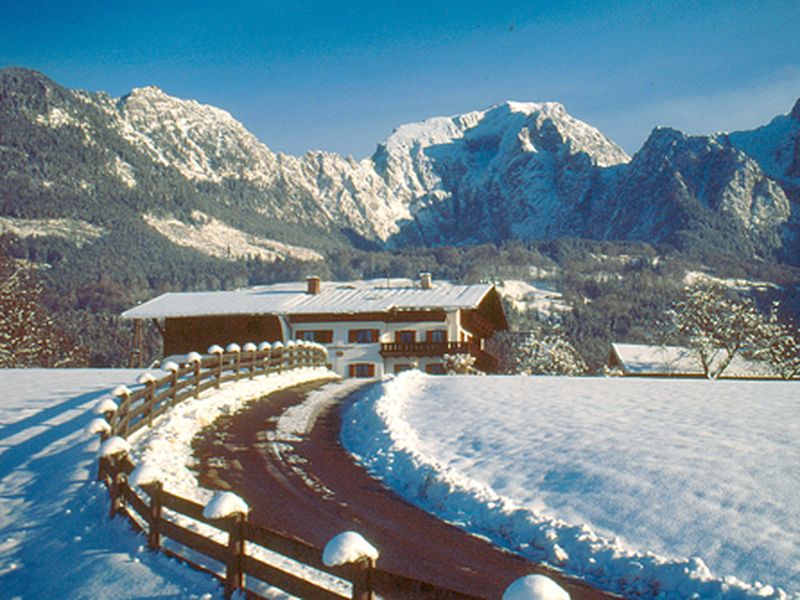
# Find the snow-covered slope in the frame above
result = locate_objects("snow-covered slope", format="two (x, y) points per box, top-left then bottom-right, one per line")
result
(113, 86), (280, 186)
(342, 372), (800, 600)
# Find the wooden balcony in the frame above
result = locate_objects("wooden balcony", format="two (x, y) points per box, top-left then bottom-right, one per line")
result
(380, 341), (498, 373)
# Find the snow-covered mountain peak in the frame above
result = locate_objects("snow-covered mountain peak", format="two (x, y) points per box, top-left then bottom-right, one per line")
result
(379, 101), (628, 168)
(113, 86), (277, 184)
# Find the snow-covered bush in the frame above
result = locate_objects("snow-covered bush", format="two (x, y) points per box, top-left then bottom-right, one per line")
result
(443, 353), (476, 374)
(490, 331), (587, 376)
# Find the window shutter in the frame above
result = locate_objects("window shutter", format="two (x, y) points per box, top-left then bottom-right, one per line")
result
(426, 331), (433, 343)
(348, 330), (357, 343)
(367, 364), (375, 377)
(371, 329), (379, 342)
(348, 364), (356, 377)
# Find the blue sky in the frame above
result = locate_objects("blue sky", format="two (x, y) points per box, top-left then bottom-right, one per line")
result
(2, 1), (799, 158)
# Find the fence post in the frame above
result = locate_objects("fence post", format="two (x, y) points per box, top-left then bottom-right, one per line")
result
(169, 370), (178, 406)
(145, 381), (156, 427)
(145, 481), (163, 550)
(97, 454), (109, 482)
(351, 557), (375, 600)
(193, 360), (201, 399)
(224, 512), (247, 599)
(116, 390), (130, 437)
(216, 352), (223, 388)
(108, 457), (127, 518)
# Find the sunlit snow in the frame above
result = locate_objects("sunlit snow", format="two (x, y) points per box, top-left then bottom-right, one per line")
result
(342, 371), (800, 599)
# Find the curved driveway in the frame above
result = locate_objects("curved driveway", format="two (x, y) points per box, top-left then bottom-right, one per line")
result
(192, 381), (618, 599)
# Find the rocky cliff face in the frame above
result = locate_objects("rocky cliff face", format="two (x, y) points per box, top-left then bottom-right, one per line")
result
(1, 66), (798, 264)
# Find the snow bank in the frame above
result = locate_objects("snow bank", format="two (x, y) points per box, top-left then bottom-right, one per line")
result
(503, 575), (570, 600)
(341, 371), (799, 600)
(322, 531), (379, 567)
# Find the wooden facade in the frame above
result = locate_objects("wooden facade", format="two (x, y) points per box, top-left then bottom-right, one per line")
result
(162, 315), (283, 357)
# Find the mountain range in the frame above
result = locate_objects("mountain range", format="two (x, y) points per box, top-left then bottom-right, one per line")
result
(2, 66), (799, 269)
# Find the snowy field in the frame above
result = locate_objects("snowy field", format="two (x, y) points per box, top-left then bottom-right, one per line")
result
(0, 369), (220, 599)
(342, 372), (800, 599)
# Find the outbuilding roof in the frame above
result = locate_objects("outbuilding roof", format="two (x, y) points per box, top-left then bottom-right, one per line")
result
(122, 278), (494, 319)
(609, 343), (774, 379)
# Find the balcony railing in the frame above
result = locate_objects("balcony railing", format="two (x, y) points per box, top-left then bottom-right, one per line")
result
(380, 341), (498, 372)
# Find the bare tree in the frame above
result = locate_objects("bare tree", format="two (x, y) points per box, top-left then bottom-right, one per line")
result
(666, 284), (767, 379)
(0, 252), (87, 368)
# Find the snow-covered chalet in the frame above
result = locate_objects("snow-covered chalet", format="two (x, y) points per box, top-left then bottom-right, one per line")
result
(121, 274), (508, 378)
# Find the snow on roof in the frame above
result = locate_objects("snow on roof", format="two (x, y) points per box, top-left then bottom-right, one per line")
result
(610, 343), (774, 379)
(122, 278), (493, 319)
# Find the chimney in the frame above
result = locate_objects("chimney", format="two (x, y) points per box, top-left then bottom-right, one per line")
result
(420, 272), (432, 289)
(307, 276), (321, 295)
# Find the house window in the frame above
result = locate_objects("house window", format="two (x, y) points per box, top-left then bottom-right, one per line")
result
(348, 329), (379, 343)
(425, 363), (446, 375)
(394, 363), (415, 374)
(349, 363), (376, 378)
(426, 329), (447, 343)
(296, 330), (333, 343)
(395, 330), (416, 344)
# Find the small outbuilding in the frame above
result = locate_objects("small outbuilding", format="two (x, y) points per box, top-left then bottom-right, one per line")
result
(608, 343), (774, 379)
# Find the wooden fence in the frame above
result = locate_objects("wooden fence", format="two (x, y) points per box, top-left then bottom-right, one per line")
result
(95, 341), (483, 600)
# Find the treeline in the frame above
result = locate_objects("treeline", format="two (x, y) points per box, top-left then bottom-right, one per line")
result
(3, 231), (799, 369)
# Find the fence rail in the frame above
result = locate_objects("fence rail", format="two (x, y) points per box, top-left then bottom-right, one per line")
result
(95, 341), (483, 600)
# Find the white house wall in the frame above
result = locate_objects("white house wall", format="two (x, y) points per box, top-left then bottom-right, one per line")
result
(287, 310), (473, 378)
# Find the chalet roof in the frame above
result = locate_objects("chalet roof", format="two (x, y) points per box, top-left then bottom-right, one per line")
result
(610, 343), (774, 379)
(122, 278), (494, 319)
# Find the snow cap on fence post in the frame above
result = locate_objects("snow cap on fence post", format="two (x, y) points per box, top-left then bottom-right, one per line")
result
(112, 385), (131, 397)
(226, 342), (241, 354)
(93, 397), (118, 415)
(202, 491), (250, 520)
(242, 342), (257, 353)
(272, 341), (284, 351)
(257, 341), (272, 352)
(503, 575), (570, 600)
(98, 436), (131, 458)
(186, 351), (203, 363)
(208, 344), (224, 355)
(128, 464), (163, 487)
(322, 531), (379, 567)
(85, 418), (111, 437)
(137, 372), (157, 385)
(161, 361), (180, 373)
